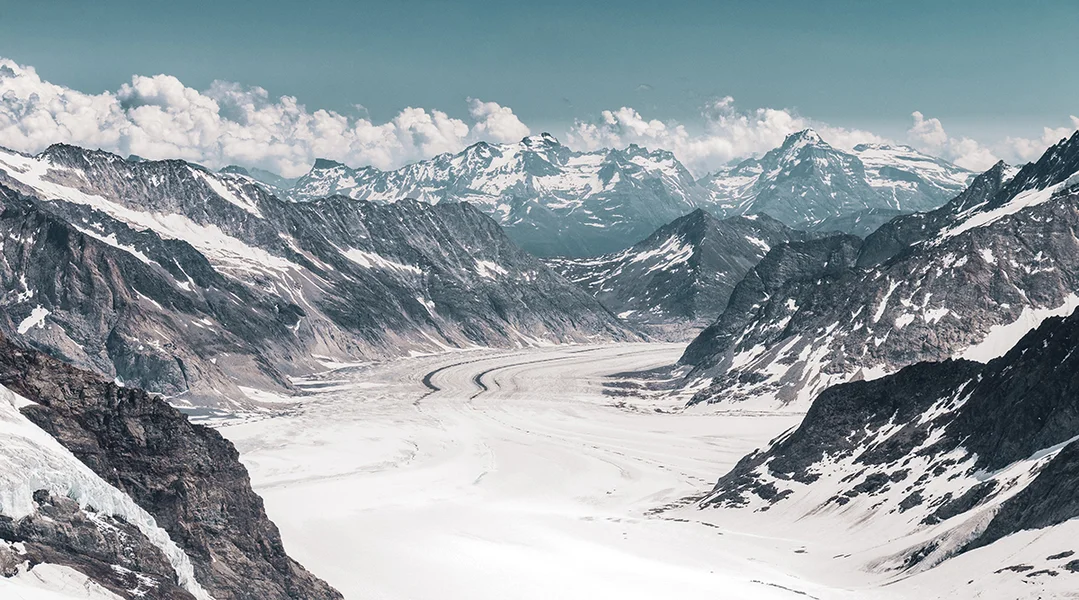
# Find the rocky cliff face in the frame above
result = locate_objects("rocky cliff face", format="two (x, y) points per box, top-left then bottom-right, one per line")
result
(547, 210), (806, 329)
(1, 490), (197, 599)
(680, 132), (1079, 410)
(0, 144), (633, 406)
(0, 333), (341, 599)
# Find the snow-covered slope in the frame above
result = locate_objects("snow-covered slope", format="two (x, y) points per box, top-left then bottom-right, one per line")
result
(701, 130), (974, 230)
(286, 134), (708, 257)
(0, 143), (633, 406)
(703, 305), (1079, 598)
(547, 210), (806, 328)
(681, 131), (1079, 410)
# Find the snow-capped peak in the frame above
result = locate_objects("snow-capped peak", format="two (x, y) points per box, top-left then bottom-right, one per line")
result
(782, 128), (826, 150)
(520, 132), (561, 148)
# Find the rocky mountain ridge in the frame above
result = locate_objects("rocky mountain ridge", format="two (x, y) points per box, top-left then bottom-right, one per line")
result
(702, 129), (974, 228)
(704, 305), (1079, 588)
(271, 131), (971, 256)
(286, 134), (707, 257)
(0, 143), (633, 407)
(679, 132), (1079, 410)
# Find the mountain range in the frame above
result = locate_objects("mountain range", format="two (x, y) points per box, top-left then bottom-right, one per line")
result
(679, 131), (1079, 410)
(701, 129), (974, 226)
(278, 134), (708, 257)
(704, 302), (1079, 597)
(241, 130), (972, 258)
(0, 144), (632, 407)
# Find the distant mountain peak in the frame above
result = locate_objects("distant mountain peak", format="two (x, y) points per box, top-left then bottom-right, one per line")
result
(219, 164), (251, 177)
(520, 132), (561, 147)
(312, 157), (348, 170)
(782, 128), (826, 148)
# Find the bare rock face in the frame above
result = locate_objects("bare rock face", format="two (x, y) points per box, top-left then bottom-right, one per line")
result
(0, 333), (341, 600)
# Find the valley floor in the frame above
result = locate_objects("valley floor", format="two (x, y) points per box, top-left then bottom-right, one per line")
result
(219, 343), (851, 599)
(217, 343), (1068, 600)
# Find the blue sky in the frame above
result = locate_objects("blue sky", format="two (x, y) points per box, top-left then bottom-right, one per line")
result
(1, 0), (1077, 175)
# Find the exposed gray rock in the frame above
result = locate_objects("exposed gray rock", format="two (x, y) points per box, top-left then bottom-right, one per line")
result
(704, 305), (1079, 570)
(547, 210), (806, 330)
(1, 490), (194, 599)
(0, 333), (342, 599)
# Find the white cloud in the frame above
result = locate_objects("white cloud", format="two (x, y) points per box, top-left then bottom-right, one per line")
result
(998, 115), (1079, 163)
(907, 111), (999, 171)
(3, 56), (1076, 180)
(908, 111), (1079, 171)
(565, 96), (885, 176)
(467, 98), (530, 143)
(0, 57), (521, 177)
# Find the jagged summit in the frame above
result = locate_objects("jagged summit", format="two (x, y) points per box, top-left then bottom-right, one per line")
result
(701, 129), (974, 229)
(782, 127), (826, 148)
(520, 132), (561, 147)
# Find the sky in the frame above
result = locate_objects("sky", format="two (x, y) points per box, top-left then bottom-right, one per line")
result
(0, 0), (1077, 177)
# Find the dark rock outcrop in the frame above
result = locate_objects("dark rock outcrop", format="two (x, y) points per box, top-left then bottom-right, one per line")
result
(0, 333), (341, 600)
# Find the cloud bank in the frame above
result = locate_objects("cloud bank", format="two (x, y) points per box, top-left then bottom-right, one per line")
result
(1, 57), (1076, 178)
(566, 97), (886, 175)
(0, 58), (528, 177)
(907, 110), (1079, 171)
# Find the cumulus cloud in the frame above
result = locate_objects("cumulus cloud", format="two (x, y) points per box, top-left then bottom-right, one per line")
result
(4, 56), (1076, 179)
(907, 111), (999, 171)
(998, 115), (1079, 163)
(0, 57), (524, 177)
(908, 111), (1079, 171)
(467, 97), (530, 143)
(566, 96), (885, 175)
